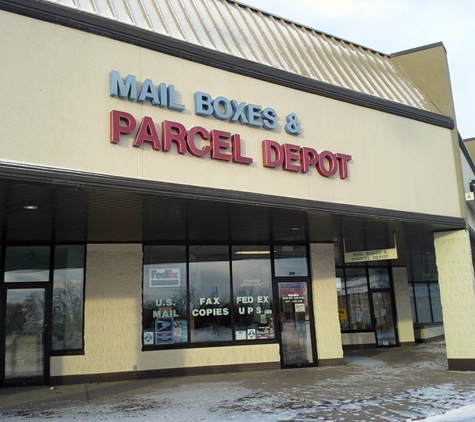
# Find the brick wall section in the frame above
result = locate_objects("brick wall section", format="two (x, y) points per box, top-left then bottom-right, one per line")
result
(434, 230), (475, 359)
(392, 267), (415, 343)
(310, 243), (343, 362)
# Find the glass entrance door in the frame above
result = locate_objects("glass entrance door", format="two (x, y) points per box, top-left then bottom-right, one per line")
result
(371, 291), (397, 346)
(3, 288), (47, 385)
(278, 281), (315, 367)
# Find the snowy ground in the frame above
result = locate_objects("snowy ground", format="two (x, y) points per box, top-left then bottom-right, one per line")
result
(2, 343), (475, 421)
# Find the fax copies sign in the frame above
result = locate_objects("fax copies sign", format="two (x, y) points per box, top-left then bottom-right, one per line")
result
(149, 268), (180, 288)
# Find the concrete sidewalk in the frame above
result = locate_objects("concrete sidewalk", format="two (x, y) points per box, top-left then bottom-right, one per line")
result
(2, 342), (475, 421)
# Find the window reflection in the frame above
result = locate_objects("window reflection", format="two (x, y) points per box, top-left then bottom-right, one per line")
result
(143, 246), (188, 346)
(189, 246), (232, 342)
(233, 246), (274, 340)
(345, 269), (372, 329)
(52, 245), (85, 351)
(336, 269), (349, 330)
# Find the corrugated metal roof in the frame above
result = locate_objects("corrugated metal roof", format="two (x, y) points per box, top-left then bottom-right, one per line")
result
(41, 0), (436, 112)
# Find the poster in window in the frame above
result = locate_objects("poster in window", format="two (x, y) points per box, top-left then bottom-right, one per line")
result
(155, 318), (174, 344)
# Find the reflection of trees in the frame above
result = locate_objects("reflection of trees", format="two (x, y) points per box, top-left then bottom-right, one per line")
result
(234, 284), (273, 328)
(6, 293), (44, 333)
(142, 287), (188, 329)
(52, 279), (83, 350)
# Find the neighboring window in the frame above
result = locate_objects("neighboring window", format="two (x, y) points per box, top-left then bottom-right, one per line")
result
(337, 265), (393, 332)
(4, 246), (50, 282)
(408, 281), (442, 324)
(345, 268), (372, 330)
(52, 245), (85, 351)
(430, 284), (443, 322)
(232, 246), (274, 340)
(407, 252), (442, 324)
(336, 268), (349, 330)
(142, 245), (280, 348)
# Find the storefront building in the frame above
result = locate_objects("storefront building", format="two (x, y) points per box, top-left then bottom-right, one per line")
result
(1, 0), (474, 387)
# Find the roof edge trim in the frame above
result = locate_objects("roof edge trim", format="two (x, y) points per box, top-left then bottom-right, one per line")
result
(0, 160), (465, 229)
(0, 0), (454, 130)
(390, 42), (447, 58)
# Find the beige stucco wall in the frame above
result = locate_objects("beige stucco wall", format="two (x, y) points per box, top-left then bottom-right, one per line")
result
(310, 243), (343, 363)
(392, 267), (415, 344)
(0, 10), (461, 219)
(51, 244), (279, 377)
(434, 230), (475, 359)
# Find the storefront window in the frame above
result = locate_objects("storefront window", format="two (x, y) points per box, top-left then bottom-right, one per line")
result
(142, 245), (277, 348)
(429, 284), (443, 322)
(143, 246), (188, 346)
(274, 246), (308, 277)
(52, 245), (85, 351)
(232, 246), (274, 340)
(414, 284), (432, 323)
(345, 268), (372, 330)
(189, 246), (232, 342)
(407, 253), (442, 324)
(336, 269), (349, 330)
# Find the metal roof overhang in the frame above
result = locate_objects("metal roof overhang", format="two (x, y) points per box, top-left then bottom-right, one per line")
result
(0, 0), (454, 130)
(0, 162), (465, 266)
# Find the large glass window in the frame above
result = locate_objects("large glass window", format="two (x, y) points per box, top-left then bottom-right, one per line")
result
(345, 268), (372, 330)
(336, 268), (349, 330)
(337, 264), (393, 332)
(407, 252), (443, 324)
(52, 245), (85, 351)
(232, 246), (274, 340)
(143, 246), (188, 346)
(408, 282), (442, 324)
(189, 246), (232, 342)
(142, 245), (280, 348)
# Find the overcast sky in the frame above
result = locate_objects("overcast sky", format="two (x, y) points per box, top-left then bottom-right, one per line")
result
(241, 0), (475, 139)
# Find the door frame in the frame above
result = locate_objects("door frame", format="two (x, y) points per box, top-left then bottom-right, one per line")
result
(1, 256), (52, 388)
(369, 284), (399, 347)
(274, 277), (318, 369)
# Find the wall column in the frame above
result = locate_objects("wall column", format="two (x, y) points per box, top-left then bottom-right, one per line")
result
(434, 229), (475, 370)
(310, 243), (343, 366)
(392, 267), (415, 345)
